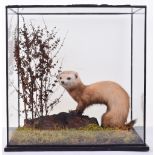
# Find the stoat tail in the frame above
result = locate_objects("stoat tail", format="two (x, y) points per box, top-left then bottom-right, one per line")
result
(121, 119), (136, 130)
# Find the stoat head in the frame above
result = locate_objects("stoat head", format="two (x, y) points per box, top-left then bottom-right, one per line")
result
(58, 71), (81, 90)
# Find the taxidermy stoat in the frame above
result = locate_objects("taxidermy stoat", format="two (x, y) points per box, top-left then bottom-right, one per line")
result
(58, 71), (135, 130)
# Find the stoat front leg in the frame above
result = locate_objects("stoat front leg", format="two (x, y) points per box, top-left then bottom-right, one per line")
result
(69, 103), (85, 115)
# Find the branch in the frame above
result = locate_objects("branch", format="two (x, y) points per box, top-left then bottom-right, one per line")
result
(52, 31), (68, 59)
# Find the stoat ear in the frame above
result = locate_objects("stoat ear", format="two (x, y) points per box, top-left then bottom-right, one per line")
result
(75, 72), (78, 79)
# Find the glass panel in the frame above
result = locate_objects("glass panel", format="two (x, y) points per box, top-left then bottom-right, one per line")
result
(9, 7), (137, 14)
(132, 8), (145, 141)
(7, 8), (18, 142)
(19, 13), (131, 125)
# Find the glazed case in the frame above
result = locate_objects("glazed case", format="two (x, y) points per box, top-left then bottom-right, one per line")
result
(5, 5), (149, 151)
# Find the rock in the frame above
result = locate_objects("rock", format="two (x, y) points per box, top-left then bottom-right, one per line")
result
(24, 112), (99, 130)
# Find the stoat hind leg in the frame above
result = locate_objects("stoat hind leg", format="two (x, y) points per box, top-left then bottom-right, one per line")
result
(101, 112), (113, 128)
(101, 112), (125, 128)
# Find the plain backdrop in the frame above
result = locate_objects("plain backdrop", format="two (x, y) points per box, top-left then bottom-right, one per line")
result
(0, 0), (153, 155)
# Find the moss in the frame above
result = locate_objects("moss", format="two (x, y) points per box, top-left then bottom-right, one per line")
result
(9, 127), (143, 145)
(78, 124), (120, 131)
(16, 127), (34, 131)
(78, 124), (103, 131)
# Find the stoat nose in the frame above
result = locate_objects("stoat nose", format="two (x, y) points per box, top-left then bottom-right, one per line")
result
(61, 81), (65, 85)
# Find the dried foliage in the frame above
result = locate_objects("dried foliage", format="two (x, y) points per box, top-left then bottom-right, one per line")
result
(14, 18), (66, 119)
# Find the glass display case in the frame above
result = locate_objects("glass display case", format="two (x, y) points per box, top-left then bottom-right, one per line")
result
(5, 5), (149, 151)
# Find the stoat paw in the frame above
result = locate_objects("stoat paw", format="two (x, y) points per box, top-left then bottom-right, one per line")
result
(69, 110), (82, 116)
(69, 110), (78, 115)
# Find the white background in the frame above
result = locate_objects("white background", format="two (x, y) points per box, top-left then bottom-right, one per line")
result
(0, 0), (153, 155)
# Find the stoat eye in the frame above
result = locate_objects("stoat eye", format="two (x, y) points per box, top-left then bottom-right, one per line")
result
(67, 77), (71, 80)
(59, 77), (62, 80)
